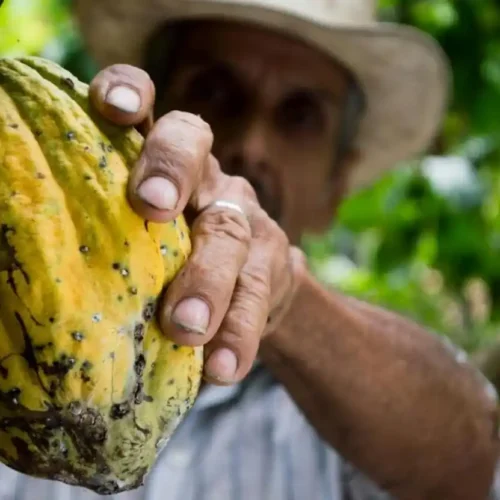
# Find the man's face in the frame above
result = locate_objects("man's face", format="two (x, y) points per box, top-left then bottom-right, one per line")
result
(157, 21), (353, 243)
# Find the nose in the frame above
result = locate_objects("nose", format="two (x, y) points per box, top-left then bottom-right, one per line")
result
(221, 119), (269, 177)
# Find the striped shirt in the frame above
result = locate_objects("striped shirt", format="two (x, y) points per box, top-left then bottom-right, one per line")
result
(0, 343), (498, 500)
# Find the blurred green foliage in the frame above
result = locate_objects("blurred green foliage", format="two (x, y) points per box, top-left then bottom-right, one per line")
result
(1, 0), (500, 357)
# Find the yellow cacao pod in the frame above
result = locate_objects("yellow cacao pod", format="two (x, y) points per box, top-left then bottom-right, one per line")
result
(0, 57), (203, 494)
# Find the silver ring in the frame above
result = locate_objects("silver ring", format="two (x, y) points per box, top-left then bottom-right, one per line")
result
(210, 200), (246, 217)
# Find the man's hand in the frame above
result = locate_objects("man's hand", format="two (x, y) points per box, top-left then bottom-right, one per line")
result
(89, 64), (304, 385)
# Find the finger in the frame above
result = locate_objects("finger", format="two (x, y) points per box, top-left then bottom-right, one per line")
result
(89, 64), (155, 126)
(127, 111), (215, 223)
(158, 196), (252, 344)
(202, 242), (273, 385)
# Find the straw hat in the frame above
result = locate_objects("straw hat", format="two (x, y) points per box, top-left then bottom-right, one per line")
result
(73, 0), (451, 193)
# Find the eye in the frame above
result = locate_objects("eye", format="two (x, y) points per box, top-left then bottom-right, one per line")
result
(277, 90), (325, 134)
(184, 65), (244, 118)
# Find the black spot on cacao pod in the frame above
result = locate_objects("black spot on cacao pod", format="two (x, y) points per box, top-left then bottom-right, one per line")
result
(68, 401), (83, 415)
(134, 354), (146, 376)
(173, 250), (179, 257)
(34, 342), (50, 351)
(89, 425), (107, 443)
(9, 123), (19, 129)
(107, 144), (113, 152)
(96, 482), (120, 495)
(117, 295), (123, 302)
(80, 408), (98, 427)
(80, 361), (92, 383)
(134, 323), (144, 342)
(134, 382), (144, 404)
(11, 437), (30, 460)
(97, 463), (111, 475)
(172, 344), (179, 350)
(48, 381), (58, 397)
(79, 245), (89, 253)
(71, 331), (84, 341)
(35, 172), (45, 179)
(112, 262), (120, 270)
(143, 394), (153, 402)
(61, 77), (75, 89)
(49, 317), (55, 323)
(143, 301), (156, 322)
(84, 174), (92, 181)
(38, 436), (50, 450)
(110, 402), (131, 419)
(60, 354), (76, 369)
(40, 354), (75, 376)
(129, 286), (138, 295)
(60, 442), (69, 458)
(168, 378), (175, 385)
(0, 366), (8, 378)
(7, 388), (20, 405)
(66, 131), (75, 140)
(99, 156), (107, 168)
(45, 415), (61, 429)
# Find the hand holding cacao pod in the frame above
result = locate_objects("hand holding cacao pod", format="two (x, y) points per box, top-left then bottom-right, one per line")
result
(87, 64), (302, 389)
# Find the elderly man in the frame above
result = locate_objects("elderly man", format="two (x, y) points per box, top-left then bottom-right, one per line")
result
(0, 0), (499, 499)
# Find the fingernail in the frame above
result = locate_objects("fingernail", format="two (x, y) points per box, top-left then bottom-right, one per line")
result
(105, 85), (141, 113)
(172, 297), (210, 334)
(206, 348), (238, 381)
(137, 177), (179, 210)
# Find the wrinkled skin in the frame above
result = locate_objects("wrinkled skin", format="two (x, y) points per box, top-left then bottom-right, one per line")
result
(90, 21), (353, 384)
(88, 20), (500, 500)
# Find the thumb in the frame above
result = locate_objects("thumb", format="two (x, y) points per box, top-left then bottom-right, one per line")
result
(89, 64), (155, 130)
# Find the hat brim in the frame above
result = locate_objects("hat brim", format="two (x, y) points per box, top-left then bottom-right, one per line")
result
(74, 0), (451, 193)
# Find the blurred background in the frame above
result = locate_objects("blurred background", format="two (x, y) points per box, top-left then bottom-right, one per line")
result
(1, 0), (500, 383)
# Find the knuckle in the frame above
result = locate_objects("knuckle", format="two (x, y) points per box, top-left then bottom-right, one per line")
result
(142, 132), (201, 187)
(148, 113), (213, 172)
(238, 265), (270, 304)
(197, 209), (251, 248)
(154, 134), (198, 173)
(166, 111), (213, 140)
(230, 175), (258, 202)
(252, 206), (287, 242)
(224, 303), (263, 342)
